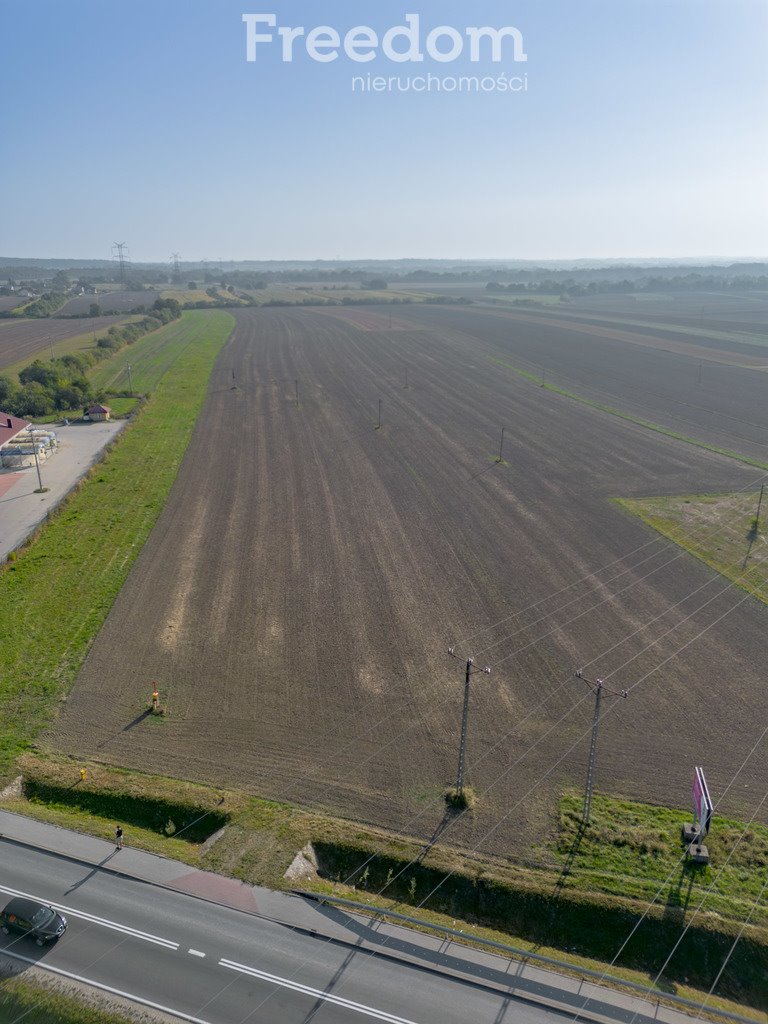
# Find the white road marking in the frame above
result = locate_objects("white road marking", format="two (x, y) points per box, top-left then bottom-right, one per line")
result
(188, 948), (206, 957)
(219, 958), (423, 1024)
(0, 882), (179, 950)
(0, 949), (213, 1024)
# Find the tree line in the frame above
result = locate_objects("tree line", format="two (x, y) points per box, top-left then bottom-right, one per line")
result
(0, 299), (181, 418)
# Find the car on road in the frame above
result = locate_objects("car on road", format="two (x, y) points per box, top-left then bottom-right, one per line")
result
(0, 897), (67, 945)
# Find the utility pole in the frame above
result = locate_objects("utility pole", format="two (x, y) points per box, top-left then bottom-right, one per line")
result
(496, 426), (505, 463)
(31, 441), (46, 493)
(404, 367), (408, 389)
(574, 671), (628, 825)
(48, 336), (55, 360)
(755, 484), (765, 532)
(127, 364), (133, 396)
(448, 647), (491, 799)
(698, 361), (703, 385)
(295, 378), (299, 406)
(376, 398), (382, 430)
(541, 366), (546, 387)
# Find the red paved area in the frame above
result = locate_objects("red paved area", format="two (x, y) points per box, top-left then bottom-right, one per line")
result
(0, 471), (23, 500)
(169, 870), (260, 912)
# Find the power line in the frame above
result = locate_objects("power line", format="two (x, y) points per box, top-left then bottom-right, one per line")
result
(620, 789), (768, 1024)
(690, 870), (768, 1020)
(240, 619), (768, 1024)
(461, 468), (768, 655)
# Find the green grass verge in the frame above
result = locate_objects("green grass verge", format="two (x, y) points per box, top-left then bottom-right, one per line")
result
(0, 976), (138, 1024)
(89, 311), (225, 393)
(489, 357), (768, 472)
(615, 493), (768, 607)
(554, 792), (768, 925)
(0, 310), (235, 775)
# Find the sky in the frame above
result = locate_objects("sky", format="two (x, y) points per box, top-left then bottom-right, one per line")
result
(1, 0), (766, 262)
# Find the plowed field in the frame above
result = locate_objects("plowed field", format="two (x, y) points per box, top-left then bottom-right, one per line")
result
(0, 315), (127, 371)
(49, 305), (768, 854)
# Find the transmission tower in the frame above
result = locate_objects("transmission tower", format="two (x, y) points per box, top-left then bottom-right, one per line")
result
(112, 242), (129, 286)
(170, 252), (181, 281)
(574, 670), (628, 825)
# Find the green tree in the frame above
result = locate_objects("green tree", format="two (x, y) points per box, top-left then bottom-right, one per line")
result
(19, 360), (61, 390)
(13, 381), (54, 418)
(89, 302), (101, 317)
(0, 375), (18, 409)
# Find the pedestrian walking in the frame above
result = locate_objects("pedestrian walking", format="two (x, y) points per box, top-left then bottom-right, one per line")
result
(115, 826), (123, 850)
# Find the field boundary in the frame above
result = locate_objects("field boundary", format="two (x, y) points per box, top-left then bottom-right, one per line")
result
(489, 357), (768, 471)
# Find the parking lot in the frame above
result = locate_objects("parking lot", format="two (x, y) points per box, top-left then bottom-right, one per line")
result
(0, 419), (126, 561)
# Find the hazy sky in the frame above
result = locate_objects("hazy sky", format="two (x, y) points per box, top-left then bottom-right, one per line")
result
(1, 0), (766, 262)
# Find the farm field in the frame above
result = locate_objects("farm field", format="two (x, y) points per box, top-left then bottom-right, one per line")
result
(0, 315), (128, 372)
(57, 290), (159, 315)
(400, 302), (768, 463)
(48, 302), (768, 858)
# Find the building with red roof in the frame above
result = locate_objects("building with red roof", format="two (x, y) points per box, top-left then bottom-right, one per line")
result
(0, 412), (31, 451)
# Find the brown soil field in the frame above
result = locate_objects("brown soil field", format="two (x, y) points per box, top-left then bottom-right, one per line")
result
(58, 291), (160, 315)
(0, 296), (24, 312)
(48, 305), (768, 858)
(0, 315), (127, 371)
(400, 304), (768, 462)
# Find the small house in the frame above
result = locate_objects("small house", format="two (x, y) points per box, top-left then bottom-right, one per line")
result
(86, 404), (111, 422)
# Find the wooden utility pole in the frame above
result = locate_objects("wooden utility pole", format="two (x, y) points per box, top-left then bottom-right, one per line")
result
(377, 398), (382, 430)
(755, 484), (765, 532)
(448, 648), (490, 799)
(127, 364), (133, 396)
(497, 426), (505, 463)
(574, 671), (628, 825)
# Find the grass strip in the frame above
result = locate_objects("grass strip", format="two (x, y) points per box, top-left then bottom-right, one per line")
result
(614, 493), (768, 608)
(0, 310), (235, 776)
(89, 312), (221, 393)
(0, 976), (140, 1024)
(490, 358), (768, 471)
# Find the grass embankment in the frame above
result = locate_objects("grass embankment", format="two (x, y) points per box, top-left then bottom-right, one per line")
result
(0, 976), (142, 1024)
(490, 357), (768, 472)
(88, 310), (222, 393)
(3, 755), (766, 1012)
(616, 493), (768, 608)
(0, 310), (235, 775)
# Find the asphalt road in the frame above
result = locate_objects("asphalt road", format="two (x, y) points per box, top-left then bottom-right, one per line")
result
(0, 842), (568, 1024)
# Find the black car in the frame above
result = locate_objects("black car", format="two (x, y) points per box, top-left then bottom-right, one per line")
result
(0, 897), (67, 946)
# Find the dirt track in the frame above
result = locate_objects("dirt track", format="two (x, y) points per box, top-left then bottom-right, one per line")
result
(49, 305), (768, 855)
